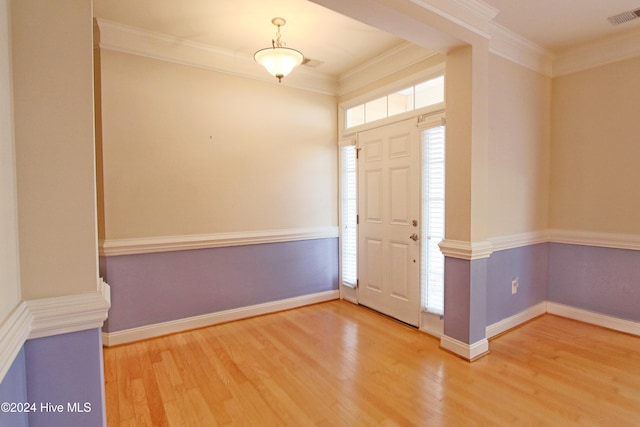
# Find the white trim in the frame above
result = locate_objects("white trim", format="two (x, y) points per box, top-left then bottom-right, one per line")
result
(103, 290), (339, 346)
(420, 311), (444, 338)
(340, 62), (446, 111)
(549, 229), (640, 251)
(440, 335), (489, 361)
(489, 230), (549, 252)
(94, 18), (338, 96)
(416, 110), (446, 130)
(340, 293), (359, 305)
(485, 301), (547, 338)
(553, 28), (640, 77)
(451, 0), (500, 21)
(27, 279), (111, 340)
(0, 302), (31, 382)
(338, 43), (442, 97)
(489, 23), (553, 76)
(547, 302), (640, 336)
(409, 0), (498, 39)
(486, 229), (640, 252)
(0, 279), (111, 382)
(438, 239), (494, 260)
(486, 301), (640, 340)
(100, 226), (340, 256)
(443, 302), (640, 360)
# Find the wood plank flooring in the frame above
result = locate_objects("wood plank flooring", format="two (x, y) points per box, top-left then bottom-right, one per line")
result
(104, 300), (640, 426)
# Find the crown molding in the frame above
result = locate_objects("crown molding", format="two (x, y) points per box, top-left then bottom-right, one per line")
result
(339, 43), (443, 97)
(552, 28), (640, 77)
(409, 0), (499, 39)
(487, 20), (640, 78)
(93, 18), (338, 96)
(489, 23), (553, 77)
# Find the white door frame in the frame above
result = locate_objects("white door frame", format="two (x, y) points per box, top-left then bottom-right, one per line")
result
(356, 118), (421, 326)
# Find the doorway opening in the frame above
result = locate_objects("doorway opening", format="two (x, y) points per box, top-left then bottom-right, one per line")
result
(339, 96), (445, 332)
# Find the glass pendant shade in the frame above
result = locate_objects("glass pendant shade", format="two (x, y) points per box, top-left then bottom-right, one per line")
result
(254, 47), (304, 82)
(254, 17), (304, 82)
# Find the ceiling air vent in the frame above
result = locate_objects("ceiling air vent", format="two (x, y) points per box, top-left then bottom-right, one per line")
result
(608, 8), (640, 25)
(302, 58), (324, 68)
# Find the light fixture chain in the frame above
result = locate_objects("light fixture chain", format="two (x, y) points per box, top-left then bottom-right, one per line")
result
(274, 24), (283, 48)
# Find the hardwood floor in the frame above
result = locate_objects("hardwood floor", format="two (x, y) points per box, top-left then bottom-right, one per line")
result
(104, 300), (640, 426)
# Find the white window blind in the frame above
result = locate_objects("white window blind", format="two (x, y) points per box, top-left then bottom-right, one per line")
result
(341, 145), (358, 287)
(421, 125), (445, 315)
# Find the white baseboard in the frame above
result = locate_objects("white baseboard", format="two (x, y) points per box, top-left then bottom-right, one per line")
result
(485, 301), (547, 338)
(547, 302), (640, 336)
(485, 301), (640, 342)
(440, 335), (489, 361)
(103, 290), (340, 346)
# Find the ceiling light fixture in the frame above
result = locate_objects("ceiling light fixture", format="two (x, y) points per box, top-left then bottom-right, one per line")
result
(254, 17), (304, 83)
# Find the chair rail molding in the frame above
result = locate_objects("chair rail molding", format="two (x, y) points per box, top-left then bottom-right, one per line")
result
(438, 239), (494, 260)
(100, 226), (340, 256)
(0, 279), (111, 383)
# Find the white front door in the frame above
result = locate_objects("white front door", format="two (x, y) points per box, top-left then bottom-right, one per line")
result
(357, 119), (421, 326)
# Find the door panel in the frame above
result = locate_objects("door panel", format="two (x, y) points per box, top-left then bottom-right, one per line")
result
(364, 169), (383, 223)
(365, 239), (383, 293)
(389, 241), (410, 300)
(390, 167), (411, 225)
(358, 119), (420, 326)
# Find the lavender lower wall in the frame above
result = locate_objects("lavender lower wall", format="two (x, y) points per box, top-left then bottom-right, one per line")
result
(0, 329), (105, 427)
(486, 243), (548, 325)
(0, 347), (29, 427)
(443, 257), (487, 344)
(548, 243), (640, 322)
(101, 238), (339, 332)
(25, 328), (106, 427)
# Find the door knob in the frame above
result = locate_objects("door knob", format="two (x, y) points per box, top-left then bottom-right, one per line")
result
(409, 233), (419, 241)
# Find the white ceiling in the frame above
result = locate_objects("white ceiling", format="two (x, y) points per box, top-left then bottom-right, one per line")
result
(93, 0), (640, 76)
(484, 0), (640, 51)
(93, 0), (406, 77)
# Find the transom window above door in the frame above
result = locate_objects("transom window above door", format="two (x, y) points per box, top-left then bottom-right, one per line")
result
(345, 75), (444, 129)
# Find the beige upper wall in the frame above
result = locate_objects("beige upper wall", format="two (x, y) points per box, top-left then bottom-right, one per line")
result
(550, 56), (640, 234)
(488, 54), (551, 238)
(0, 0), (21, 320)
(444, 43), (493, 243)
(12, 0), (99, 299)
(98, 49), (338, 240)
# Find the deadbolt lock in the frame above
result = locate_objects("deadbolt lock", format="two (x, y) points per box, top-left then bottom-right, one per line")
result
(412, 220), (418, 227)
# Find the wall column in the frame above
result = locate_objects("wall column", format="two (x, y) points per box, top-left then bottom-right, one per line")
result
(439, 42), (492, 360)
